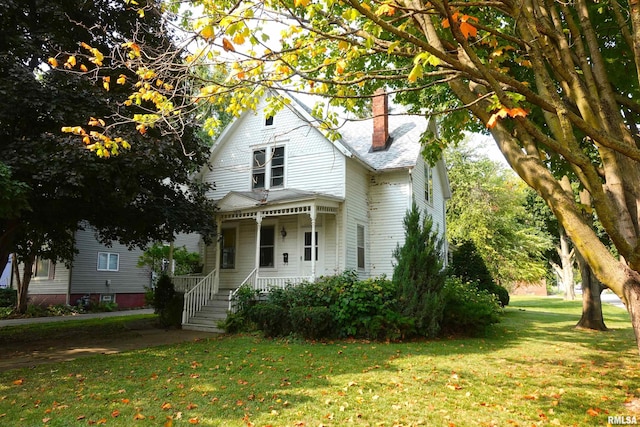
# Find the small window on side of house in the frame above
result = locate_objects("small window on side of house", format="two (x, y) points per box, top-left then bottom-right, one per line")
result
(97, 252), (119, 271)
(304, 231), (318, 261)
(271, 146), (285, 188)
(425, 164), (433, 203)
(265, 116), (274, 126)
(357, 225), (365, 269)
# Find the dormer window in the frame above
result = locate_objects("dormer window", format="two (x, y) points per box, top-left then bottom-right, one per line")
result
(252, 145), (285, 190)
(265, 116), (274, 126)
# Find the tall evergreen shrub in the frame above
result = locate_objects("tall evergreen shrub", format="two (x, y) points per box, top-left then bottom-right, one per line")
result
(392, 202), (446, 338)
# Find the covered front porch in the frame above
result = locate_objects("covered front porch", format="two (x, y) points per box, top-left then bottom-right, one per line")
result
(176, 189), (343, 331)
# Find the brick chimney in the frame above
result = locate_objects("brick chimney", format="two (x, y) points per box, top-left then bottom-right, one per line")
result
(372, 89), (390, 151)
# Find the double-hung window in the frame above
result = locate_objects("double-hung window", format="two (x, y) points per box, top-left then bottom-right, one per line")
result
(303, 231), (318, 261)
(259, 226), (275, 267)
(97, 252), (119, 271)
(34, 258), (54, 279)
(221, 228), (236, 269)
(424, 164), (433, 203)
(252, 146), (285, 190)
(357, 225), (365, 269)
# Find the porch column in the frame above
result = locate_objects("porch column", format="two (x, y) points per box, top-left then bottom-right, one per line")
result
(255, 213), (263, 279)
(310, 205), (317, 281)
(214, 217), (222, 294)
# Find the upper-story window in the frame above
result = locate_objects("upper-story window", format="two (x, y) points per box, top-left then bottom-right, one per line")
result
(265, 116), (274, 126)
(424, 164), (433, 204)
(252, 146), (285, 190)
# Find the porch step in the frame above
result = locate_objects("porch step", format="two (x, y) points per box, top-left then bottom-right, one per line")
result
(182, 297), (231, 333)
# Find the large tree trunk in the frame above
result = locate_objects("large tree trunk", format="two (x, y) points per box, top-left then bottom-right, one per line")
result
(576, 251), (607, 330)
(13, 254), (34, 314)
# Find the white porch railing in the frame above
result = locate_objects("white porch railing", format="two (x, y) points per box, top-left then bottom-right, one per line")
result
(181, 269), (218, 325)
(173, 274), (207, 293)
(228, 268), (257, 312)
(255, 276), (310, 292)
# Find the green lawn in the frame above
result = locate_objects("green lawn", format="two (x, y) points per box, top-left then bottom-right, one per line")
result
(1, 297), (639, 426)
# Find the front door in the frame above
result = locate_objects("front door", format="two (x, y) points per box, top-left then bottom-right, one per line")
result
(300, 227), (323, 277)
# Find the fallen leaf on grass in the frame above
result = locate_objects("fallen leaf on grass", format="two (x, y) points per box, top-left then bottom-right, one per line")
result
(586, 407), (600, 416)
(134, 412), (146, 420)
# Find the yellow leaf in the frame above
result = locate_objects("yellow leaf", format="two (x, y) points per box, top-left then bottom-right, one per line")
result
(233, 33), (245, 45)
(133, 413), (146, 420)
(102, 76), (110, 91)
(161, 402), (172, 410)
(117, 74), (127, 85)
(336, 59), (346, 74)
(164, 416), (174, 427)
(408, 62), (423, 83)
(294, 0), (311, 6)
(137, 8), (144, 18)
(64, 56), (76, 69)
(376, 4), (395, 16)
(201, 25), (214, 40)
(48, 58), (58, 68)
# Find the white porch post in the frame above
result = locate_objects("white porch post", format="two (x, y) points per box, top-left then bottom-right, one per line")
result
(254, 213), (263, 287)
(214, 217), (222, 293)
(310, 205), (317, 281)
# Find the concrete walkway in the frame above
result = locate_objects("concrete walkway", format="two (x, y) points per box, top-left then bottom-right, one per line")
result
(0, 308), (155, 328)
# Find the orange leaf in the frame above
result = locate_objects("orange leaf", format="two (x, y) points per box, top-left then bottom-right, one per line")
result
(507, 107), (527, 118)
(186, 403), (198, 410)
(161, 402), (172, 410)
(222, 38), (235, 52)
(459, 22), (477, 39)
(112, 410), (120, 417)
(189, 418), (199, 424)
(13, 379), (24, 385)
(586, 408), (600, 416)
(442, 18), (450, 28)
(487, 114), (499, 129)
(164, 417), (174, 427)
(80, 64), (88, 72)
(48, 58), (58, 68)
(134, 413), (146, 420)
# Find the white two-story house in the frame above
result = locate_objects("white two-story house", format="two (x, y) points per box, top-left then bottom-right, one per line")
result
(179, 91), (451, 331)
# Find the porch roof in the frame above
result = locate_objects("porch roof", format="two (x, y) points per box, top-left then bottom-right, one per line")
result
(216, 189), (342, 220)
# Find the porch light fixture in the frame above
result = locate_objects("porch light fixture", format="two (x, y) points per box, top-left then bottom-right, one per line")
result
(280, 226), (287, 239)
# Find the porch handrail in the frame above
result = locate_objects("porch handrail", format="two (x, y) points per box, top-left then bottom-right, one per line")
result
(173, 273), (206, 293)
(228, 268), (257, 312)
(181, 269), (218, 325)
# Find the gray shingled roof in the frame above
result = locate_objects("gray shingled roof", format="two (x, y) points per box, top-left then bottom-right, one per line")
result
(337, 113), (427, 171)
(287, 93), (427, 172)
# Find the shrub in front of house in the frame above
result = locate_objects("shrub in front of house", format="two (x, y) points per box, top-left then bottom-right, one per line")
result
(440, 277), (502, 336)
(149, 274), (183, 328)
(0, 288), (17, 308)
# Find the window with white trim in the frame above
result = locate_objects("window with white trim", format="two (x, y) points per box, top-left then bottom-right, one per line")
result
(357, 225), (365, 269)
(252, 146), (285, 190)
(97, 252), (119, 271)
(34, 258), (54, 279)
(425, 164), (433, 203)
(221, 227), (236, 269)
(304, 231), (318, 261)
(259, 226), (275, 267)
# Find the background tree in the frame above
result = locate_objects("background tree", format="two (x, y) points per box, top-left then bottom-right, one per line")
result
(0, 0), (216, 312)
(54, 1), (640, 350)
(445, 142), (553, 287)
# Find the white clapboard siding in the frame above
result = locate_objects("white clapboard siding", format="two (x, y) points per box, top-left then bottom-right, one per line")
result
(204, 98), (346, 201)
(344, 160), (370, 277)
(369, 170), (413, 277)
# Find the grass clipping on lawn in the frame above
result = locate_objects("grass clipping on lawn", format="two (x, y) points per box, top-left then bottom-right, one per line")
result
(1, 297), (639, 426)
